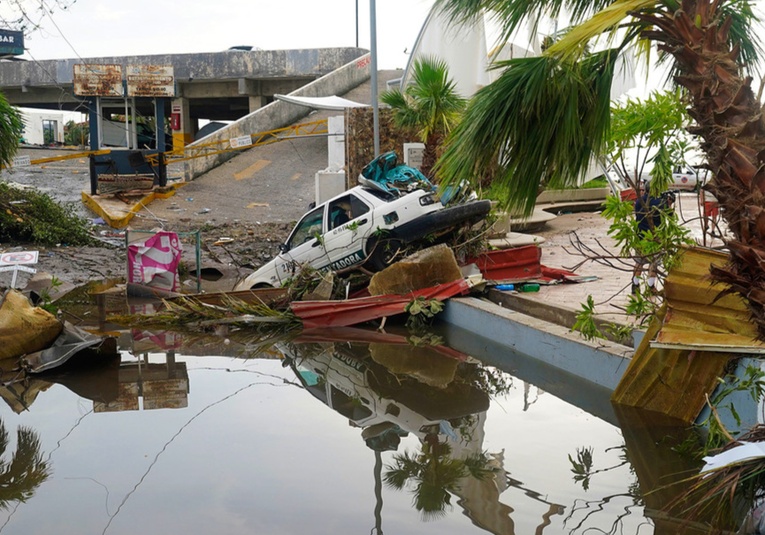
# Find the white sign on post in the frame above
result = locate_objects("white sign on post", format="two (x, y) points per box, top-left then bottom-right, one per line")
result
(0, 250), (39, 288)
(230, 136), (253, 149)
(0, 250), (38, 265)
(11, 155), (30, 167)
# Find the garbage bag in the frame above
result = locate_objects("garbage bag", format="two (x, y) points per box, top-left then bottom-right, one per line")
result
(0, 289), (63, 360)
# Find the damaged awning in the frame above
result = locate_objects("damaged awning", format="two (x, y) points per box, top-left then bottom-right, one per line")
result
(651, 247), (765, 353)
(274, 94), (369, 110)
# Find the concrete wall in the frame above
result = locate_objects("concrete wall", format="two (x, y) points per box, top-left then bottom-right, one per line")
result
(441, 297), (633, 391)
(183, 54), (372, 180)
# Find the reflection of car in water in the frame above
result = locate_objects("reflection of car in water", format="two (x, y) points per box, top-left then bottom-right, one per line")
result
(234, 152), (491, 290)
(281, 334), (490, 446)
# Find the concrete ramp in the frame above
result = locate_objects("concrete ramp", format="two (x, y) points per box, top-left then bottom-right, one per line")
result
(184, 53), (372, 180)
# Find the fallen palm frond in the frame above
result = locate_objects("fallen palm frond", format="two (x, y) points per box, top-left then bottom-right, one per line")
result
(664, 424), (765, 532)
(109, 294), (301, 333)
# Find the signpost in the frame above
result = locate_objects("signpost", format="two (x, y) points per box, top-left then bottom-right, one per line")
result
(0, 250), (38, 288)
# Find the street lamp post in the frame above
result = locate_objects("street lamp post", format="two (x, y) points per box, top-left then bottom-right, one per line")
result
(369, 0), (380, 157)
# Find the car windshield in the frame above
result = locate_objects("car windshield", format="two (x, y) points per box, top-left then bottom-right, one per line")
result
(287, 206), (324, 249)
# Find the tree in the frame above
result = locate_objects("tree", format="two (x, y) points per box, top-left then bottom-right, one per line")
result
(0, 93), (23, 167)
(433, 0), (765, 338)
(381, 56), (466, 179)
(607, 89), (694, 193)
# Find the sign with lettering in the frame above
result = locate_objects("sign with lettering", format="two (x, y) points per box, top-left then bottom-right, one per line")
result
(0, 30), (24, 56)
(230, 136), (253, 149)
(11, 155), (30, 167)
(126, 65), (175, 97)
(0, 250), (38, 265)
(73, 64), (124, 97)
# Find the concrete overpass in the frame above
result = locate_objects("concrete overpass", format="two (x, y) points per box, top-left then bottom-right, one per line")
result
(0, 47), (367, 145)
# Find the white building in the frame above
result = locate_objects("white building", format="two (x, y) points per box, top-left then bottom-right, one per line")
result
(19, 108), (66, 145)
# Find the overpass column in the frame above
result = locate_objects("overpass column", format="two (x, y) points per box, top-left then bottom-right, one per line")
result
(248, 95), (267, 113)
(171, 97), (193, 148)
(239, 78), (266, 113)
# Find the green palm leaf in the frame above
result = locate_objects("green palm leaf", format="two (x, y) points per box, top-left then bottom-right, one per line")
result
(437, 50), (616, 214)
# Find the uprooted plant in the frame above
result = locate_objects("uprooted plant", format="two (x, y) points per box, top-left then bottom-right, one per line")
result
(0, 182), (96, 246)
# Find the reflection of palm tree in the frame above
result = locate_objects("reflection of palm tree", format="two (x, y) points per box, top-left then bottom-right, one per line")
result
(384, 435), (493, 520)
(0, 421), (50, 508)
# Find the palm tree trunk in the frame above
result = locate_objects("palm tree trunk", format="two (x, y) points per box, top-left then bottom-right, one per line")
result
(640, 1), (765, 338)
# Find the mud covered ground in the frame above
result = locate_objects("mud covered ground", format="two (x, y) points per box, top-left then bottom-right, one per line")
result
(0, 147), (298, 292)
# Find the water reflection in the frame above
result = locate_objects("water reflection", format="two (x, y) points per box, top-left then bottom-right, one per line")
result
(0, 422), (49, 510)
(2, 278), (756, 535)
(282, 327), (567, 533)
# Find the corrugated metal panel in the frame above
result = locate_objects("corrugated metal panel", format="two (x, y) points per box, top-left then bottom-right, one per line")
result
(612, 247), (758, 423)
(656, 247), (763, 351)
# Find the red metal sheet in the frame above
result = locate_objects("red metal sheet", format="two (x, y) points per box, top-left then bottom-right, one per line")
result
(466, 245), (543, 281)
(290, 279), (470, 329)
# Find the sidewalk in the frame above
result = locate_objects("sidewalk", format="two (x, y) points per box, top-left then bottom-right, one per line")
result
(517, 192), (726, 328)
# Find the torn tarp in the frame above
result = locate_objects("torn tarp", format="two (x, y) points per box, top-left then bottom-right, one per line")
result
(23, 322), (118, 373)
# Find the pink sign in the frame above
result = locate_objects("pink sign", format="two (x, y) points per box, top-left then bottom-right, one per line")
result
(127, 231), (182, 291)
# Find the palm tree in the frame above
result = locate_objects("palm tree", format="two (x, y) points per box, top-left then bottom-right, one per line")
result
(381, 56), (466, 179)
(433, 0), (765, 338)
(0, 93), (22, 167)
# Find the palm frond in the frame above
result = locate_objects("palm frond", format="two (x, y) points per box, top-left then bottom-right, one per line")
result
(546, 0), (657, 60)
(0, 94), (22, 168)
(434, 0), (622, 44)
(436, 50), (617, 214)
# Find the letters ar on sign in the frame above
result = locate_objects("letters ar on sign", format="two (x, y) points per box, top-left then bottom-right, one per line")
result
(0, 250), (39, 266)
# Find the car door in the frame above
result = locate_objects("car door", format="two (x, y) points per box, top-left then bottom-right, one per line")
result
(272, 205), (329, 284)
(321, 193), (374, 271)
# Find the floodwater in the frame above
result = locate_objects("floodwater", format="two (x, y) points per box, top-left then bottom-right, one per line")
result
(0, 309), (726, 535)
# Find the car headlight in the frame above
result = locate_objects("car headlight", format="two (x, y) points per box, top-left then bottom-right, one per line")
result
(419, 193), (436, 206)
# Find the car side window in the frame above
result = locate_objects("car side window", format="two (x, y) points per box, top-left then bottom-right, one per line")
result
(328, 194), (370, 230)
(287, 206), (324, 248)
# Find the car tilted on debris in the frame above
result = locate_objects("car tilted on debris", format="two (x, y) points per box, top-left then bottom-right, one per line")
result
(234, 152), (491, 290)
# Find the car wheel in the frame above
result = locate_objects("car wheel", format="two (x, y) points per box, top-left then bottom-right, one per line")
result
(366, 238), (402, 271)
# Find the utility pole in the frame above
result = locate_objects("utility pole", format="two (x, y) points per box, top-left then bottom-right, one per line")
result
(370, 0), (380, 157)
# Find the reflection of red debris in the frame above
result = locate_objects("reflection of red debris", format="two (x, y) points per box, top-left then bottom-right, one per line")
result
(295, 326), (469, 362)
(290, 279), (470, 329)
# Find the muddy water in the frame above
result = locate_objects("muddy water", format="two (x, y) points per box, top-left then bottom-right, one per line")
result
(0, 319), (722, 535)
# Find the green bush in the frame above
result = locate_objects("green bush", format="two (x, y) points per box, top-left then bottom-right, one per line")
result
(0, 182), (95, 246)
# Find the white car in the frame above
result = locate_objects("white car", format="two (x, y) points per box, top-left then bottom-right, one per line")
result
(640, 165), (699, 192)
(234, 160), (490, 290)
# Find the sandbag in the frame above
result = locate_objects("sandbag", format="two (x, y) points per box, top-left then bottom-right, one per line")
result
(0, 289), (63, 360)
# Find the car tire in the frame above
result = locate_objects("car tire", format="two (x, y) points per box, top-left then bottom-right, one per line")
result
(365, 238), (402, 271)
